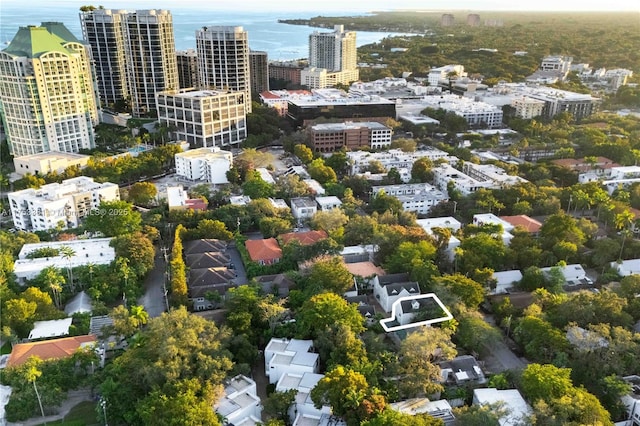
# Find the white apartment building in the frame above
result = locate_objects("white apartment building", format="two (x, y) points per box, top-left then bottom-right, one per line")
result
(417, 94), (504, 129)
(603, 166), (640, 194)
(8, 177), (120, 232)
(433, 163), (489, 195)
(347, 148), (449, 175)
(315, 196), (342, 211)
(428, 64), (467, 86)
(14, 238), (116, 283)
(156, 89), (247, 148)
(0, 23), (99, 157)
(300, 67), (360, 90)
(196, 26), (251, 114)
(462, 162), (529, 189)
(174, 147), (233, 184)
(372, 183), (448, 215)
(472, 213), (515, 246)
(276, 373), (333, 425)
(215, 375), (262, 426)
(264, 338), (319, 385)
(511, 96), (545, 119)
(416, 217), (462, 262)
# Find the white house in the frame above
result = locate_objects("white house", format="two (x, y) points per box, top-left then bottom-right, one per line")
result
(256, 167), (276, 185)
(316, 196), (342, 211)
(473, 388), (531, 426)
(541, 264), (587, 286)
(373, 273), (421, 313)
(276, 373), (331, 423)
(214, 375), (262, 426)
(264, 338), (319, 385)
(611, 259), (640, 277)
(14, 238), (116, 283)
(290, 198), (318, 221)
(28, 318), (73, 340)
(491, 270), (523, 295)
(620, 375), (640, 426)
(416, 217), (462, 261)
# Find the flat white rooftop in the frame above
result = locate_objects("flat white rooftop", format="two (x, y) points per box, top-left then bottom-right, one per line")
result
(28, 318), (73, 340)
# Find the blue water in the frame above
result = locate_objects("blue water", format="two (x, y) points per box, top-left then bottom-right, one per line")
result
(0, 4), (417, 61)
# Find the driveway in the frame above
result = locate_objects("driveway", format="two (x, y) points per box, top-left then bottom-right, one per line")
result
(137, 248), (168, 318)
(482, 314), (528, 373)
(227, 244), (248, 286)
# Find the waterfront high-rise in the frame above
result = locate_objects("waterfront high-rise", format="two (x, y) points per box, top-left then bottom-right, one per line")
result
(79, 9), (128, 107)
(0, 22), (99, 157)
(176, 49), (199, 89)
(80, 9), (178, 117)
(249, 50), (269, 94)
(309, 25), (357, 73)
(196, 26), (251, 113)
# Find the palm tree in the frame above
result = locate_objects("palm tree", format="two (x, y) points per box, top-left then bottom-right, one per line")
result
(59, 246), (76, 292)
(129, 305), (149, 329)
(616, 210), (635, 260)
(24, 358), (46, 421)
(42, 266), (65, 309)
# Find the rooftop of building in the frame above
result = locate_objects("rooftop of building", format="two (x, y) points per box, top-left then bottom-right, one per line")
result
(3, 22), (79, 59)
(245, 238), (282, 262)
(8, 335), (96, 368)
(175, 147), (232, 159)
(344, 261), (385, 278)
(288, 89), (395, 107)
(9, 176), (117, 200)
(290, 197), (317, 209)
(14, 239), (116, 276)
(279, 230), (328, 246)
(311, 121), (389, 131)
(499, 215), (542, 233)
(158, 88), (238, 99)
(14, 152), (89, 161)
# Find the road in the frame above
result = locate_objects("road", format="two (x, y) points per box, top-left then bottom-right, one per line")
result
(482, 314), (528, 373)
(138, 248), (168, 318)
(227, 244), (248, 286)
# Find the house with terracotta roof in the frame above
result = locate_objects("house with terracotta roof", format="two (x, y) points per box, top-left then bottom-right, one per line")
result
(245, 238), (282, 265)
(7, 335), (97, 368)
(499, 215), (542, 234)
(279, 230), (328, 246)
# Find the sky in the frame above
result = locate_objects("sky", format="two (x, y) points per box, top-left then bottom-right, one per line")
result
(2, 0), (639, 12)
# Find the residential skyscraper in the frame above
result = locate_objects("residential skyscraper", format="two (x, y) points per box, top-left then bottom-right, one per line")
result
(79, 9), (128, 107)
(308, 25), (357, 72)
(176, 49), (199, 89)
(249, 50), (269, 94)
(196, 26), (251, 113)
(0, 22), (99, 157)
(80, 9), (178, 117)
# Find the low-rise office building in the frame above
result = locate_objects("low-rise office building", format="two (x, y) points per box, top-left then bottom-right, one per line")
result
(309, 121), (392, 152)
(13, 152), (90, 177)
(156, 89), (247, 148)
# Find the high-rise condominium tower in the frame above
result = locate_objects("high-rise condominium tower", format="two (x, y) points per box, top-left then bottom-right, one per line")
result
(309, 25), (357, 72)
(249, 50), (269, 94)
(80, 9), (178, 117)
(0, 22), (99, 157)
(196, 26), (251, 113)
(79, 9), (128, 107)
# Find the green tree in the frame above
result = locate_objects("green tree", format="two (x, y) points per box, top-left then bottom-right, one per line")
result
(362, 409), (444, 426)
(303, 256), (354, 295)
(308, 158), (337, 184)
(310, 209), (349, 236)
(259, 217), (292, 238)
(111, 232), (155, 277)
(100, 307), (233, 425)
(297, 292), (364, 339)
(84, 200), (142, 237)
(453, 402), (509, 426)
(242, 171), (274, 199)
(369, 191), (403, 215)
(191, 219), (233, 240)
(293, 144), (314, 164)
(263, 389), (297, 426)
(3, 298), (37, 338)
(411, 157), (434, 182)
(127, 182), (158, 206)
(383, 240), (437, 274)
(456, 312), (502, 356)
(435, 274), (486, 308)
(395, 326), (456, 398)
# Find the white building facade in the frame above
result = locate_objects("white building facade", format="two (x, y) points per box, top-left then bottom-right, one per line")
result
(372, 183), (448, 215)
(174, 147), (233, 183)
(8, 177), (119, 232)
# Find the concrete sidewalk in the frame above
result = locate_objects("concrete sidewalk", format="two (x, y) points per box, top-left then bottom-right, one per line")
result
(7, 388), (93, 426)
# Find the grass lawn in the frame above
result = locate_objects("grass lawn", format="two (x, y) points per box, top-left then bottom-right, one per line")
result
(0, 341), (12, 355)
(35, 401), (100, 426)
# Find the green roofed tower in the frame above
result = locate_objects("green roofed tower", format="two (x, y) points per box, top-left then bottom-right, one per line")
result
(0, 23), (99, 157)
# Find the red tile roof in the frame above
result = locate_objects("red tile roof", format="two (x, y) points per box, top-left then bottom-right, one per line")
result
(279, 230), (328, 246)
(500, 215), (543, 233)
(8, 335), (97, 368)
(245, 238), (282, 262)
(185, 198), (208, 211)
